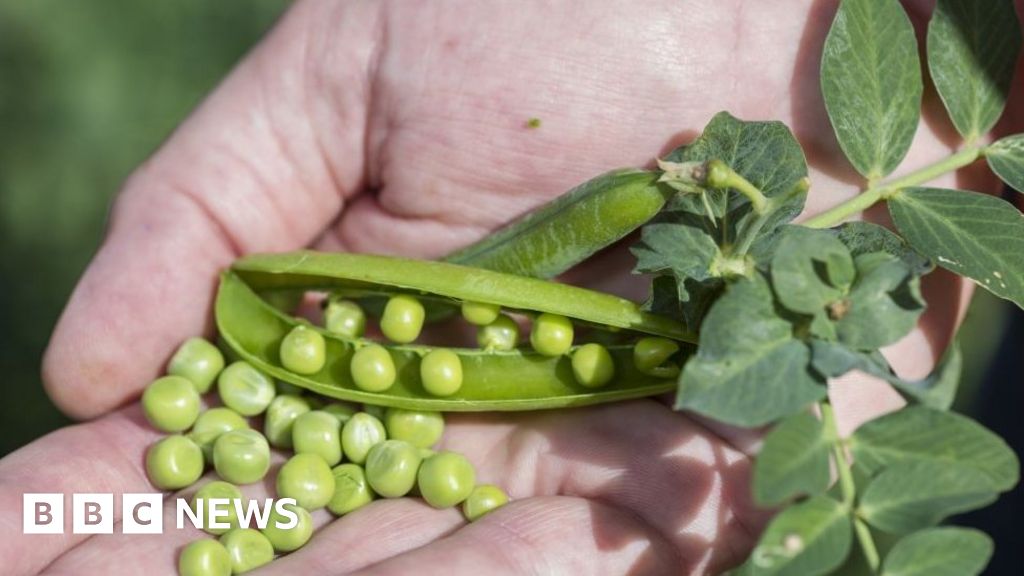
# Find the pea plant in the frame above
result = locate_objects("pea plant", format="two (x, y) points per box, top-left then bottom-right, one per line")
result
(628, 0), (1023, 573)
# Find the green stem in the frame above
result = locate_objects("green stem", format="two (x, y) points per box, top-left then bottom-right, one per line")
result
(706, 159), (770, 214)
(854, 518), (882, 572)
(802, 147), (984, 229)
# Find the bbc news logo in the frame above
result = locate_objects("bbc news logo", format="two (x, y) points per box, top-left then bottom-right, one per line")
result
(23, 493), (299, 534)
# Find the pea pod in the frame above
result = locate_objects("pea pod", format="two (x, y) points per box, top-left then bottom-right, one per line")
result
(216, 252), (695, 411)
(444, 170), (671, 278)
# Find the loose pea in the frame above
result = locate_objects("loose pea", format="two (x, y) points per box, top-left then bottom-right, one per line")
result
(324, 298), (366, 338)
(365, 440), (423, 498)
(350, 345), (396, 392)
(190, 408), (249, 464)
(322, 402), (356, 425)
(219, 529), (274, 574)
(276, 453), (336, 510)
(327, 463), (374, 515)
(477, 314), (520, 351)
(146, 435), (204, 490)
(217, 361), (276, 417)
(279, 325), (326, 375)
(417, 451), (476, 508)
(462, 484), (510, 521)
(380, 294), (425, 343)
(261, 502), (313, 553)
(178, 538), (232, 576)
(192, 480), (244, 535)
(633, 337), (681, 378)
(142, 375), (201, 433)
(530, 313), (574, 356)
(213, 429), (270, 485)
(571, 343), (615, 388)
(384, 408), (444, 448)
(263, 395), (311, 449)
(461, 301), (500, 326)
(292, 411), (342, 466)
(419, 349), (463, 397)
(341, 412), (387, 464)
(168, 337), (226, 394)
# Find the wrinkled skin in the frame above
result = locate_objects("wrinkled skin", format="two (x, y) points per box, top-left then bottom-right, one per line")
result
(3, 0), (1021, 574)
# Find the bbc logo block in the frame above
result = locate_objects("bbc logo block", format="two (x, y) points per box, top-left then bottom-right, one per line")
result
(23, 493), (163, 535)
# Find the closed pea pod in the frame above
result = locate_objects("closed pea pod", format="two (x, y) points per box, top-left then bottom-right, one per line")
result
(213, 429), (270, 485)
(380, 294), (425, 343)
(261, 502), (313, 553)
(384, 408), (444, 448)
(146, 435), (204, 490)
(418, 451), (476, 508)
(571, 343), (615, 388)
(279, 325), (326, 375)
(168, 337), (225, 394)
(292, 410), (342, 466)
(219, 529), (274, 574)
(462, 484), (510, 521)
(530, 313), (574, 356)
(477, 314), (520, 351)
(350, 344), (396, 392)
(178, 539), (232, 576)
(192, 480), (244, 535)
(142, 375), (201, 433)
(263, 394), (311, 449)
(633, 337), (681, 378)
(324, 298), (366, 338)
(217, 361), (276, 417)
(419, 349), (463, 397)
(341, 412), (387, 464)
(365, 439), (423, 498)
(328, 463), (375, 515)
(276, 452), (336, 510)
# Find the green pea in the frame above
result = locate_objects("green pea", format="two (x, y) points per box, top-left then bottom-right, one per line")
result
(219, 529), (274, 574)
(461, 301), (500, 326)
(263, 395), (311, 449)
(417, 451), (476, 508)
(168, 337), (226, 394)
(321, 402), (356, 425)
(477, 314), (520, 351)
(142, 375), (201, 433)
(350, 345), (396, 392)
(327, 463), (374, 515)
(530, 313), (574, 356)
(384, 408), (444, 448)
(362, 403), (387, 421)
(571, 343), (615, 388)
(324, 298), (366, 338)
(279, 325), (326, 375)
(213, 429), (270, 485)
(146, 435), (204, 490)
(419, 349), (463, 397)
(292, 411), (342, 466)
(365, 440), (423, 498)
(261, 502), (313, 553)
(633, 337), (680, 378)
(217, 361), (276, 417)
(192, 480), (244, 535)
(178, 538), (232, 576)
(380, 294), (426, 343)
(190, 408), (249, 464)
(277, 453), (336, 510)
(462, 484), (510, 522)
(275, 380), (305, 396)
(341, 412), (386, 464)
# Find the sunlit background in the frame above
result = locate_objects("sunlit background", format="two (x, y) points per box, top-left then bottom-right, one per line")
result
(0, 0), (1019, 571)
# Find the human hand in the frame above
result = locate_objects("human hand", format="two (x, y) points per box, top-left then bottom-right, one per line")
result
(26, 0), (1021, 573)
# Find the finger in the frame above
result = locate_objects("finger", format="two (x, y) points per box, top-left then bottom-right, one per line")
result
(42, 0), (380, 419)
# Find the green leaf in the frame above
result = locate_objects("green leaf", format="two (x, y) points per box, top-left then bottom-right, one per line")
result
(986, 133), (1024, 193)
(850, 406), (1019, 491)
(821, 0), (922, 179)
(746, 496), (852, 575)
(676, 274), (826, 427)
(834, 253), (924, 350)
(810, 340), (961, 410)
(753, 413), (832, 506)
(889, 187), (1024, 308)
(633, 211), (722, 293)
(859, 460), (998, 533)
(830, 221), (933, 276)
(927, 0), (1022, 140)
(881, 527), (993, 576)
(771, 227), (855, 316)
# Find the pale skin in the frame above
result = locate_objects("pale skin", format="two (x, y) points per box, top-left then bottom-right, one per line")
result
(3, 0), (1021, 574)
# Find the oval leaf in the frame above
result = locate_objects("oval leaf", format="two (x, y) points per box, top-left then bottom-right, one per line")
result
(747, 496), (852, 575)
(754, 412), (832, 506)
(821, 0), (922, 179)
(888, 187), (1024, 308)
(987, 133), (1024, 193)
(881, 527), (993, 576)
(850, 405), (1019, 492)
(859, 461), (998, 534)
(927, 0), (1022, 140)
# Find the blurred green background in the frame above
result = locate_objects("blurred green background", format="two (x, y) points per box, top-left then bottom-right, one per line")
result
(0, 0), (1012, 454)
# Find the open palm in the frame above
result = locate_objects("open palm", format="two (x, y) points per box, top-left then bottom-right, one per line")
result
(7, 0), (1017, 574)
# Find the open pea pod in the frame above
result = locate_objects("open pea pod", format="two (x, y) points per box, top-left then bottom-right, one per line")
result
(216, 251), (695, 411)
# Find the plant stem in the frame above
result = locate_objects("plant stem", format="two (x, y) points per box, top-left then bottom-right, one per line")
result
(802, 146), (984, 229)
(706, 160), (770, 214)
(854, 518), (882, 572)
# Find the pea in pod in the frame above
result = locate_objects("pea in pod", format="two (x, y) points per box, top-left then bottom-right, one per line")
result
(216, 252), (694, 411)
